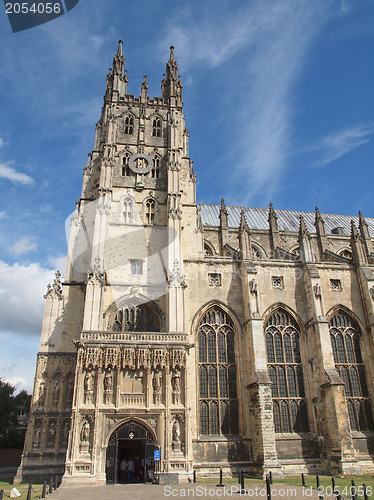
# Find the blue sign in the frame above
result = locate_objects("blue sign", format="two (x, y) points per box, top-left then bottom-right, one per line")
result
(154, 450), (161, 461)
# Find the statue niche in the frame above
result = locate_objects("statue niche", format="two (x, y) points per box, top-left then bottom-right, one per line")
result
(111, 303), (160, 332)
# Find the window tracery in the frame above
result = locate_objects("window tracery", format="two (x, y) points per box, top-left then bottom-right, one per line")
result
(152, 156), (160, 179)
(152, 118), (162, 138)
(145, 199), (156, 224)
(329, 310), (373, 431)
(265, 308), (308, 433)
(123, 197), (133, 223)
(198, 306), (239, 435)
(111, 303), (159, 332)
(124, 115), (134, 135)
(122, 155), (131, 176)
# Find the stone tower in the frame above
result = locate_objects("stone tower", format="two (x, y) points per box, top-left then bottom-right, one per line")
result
(15, 41), (199, 484)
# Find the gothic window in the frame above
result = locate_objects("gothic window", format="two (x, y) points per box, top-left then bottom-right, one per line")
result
(122, 155), (131, 176)
(111, 303), (159, 332)
(204, 244), (213, 257)
(338, 248), (353, 260)
(152, 157), (160, 179)
(125, 115), (134, 135)
(329, 310), (373, 431)
(265, 308), (308, 433)
(123, 197), (133, 223)
(198, 306), (239, 435)
(152, 118), (162, 137)
(145, 199), (155, 224)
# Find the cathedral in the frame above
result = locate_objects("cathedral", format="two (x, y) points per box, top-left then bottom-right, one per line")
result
(15, 41), (374, 485)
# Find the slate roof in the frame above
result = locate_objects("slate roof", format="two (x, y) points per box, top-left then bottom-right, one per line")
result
(198, 204), (374, 237)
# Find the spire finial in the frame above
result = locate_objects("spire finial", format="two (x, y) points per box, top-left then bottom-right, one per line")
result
(117, 39), (123, 56)
(299, 215), (308, 237)
(169, 45), (175, 61)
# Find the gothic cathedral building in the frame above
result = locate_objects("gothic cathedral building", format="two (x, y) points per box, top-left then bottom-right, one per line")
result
(15, 42), (374, 484)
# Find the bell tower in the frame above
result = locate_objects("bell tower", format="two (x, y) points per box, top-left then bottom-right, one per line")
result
(16, 41), (198, 485)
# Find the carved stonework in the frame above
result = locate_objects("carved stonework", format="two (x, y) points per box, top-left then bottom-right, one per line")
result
(44, 271), (63, 300)
(87, 256), (106, 287)
(84, 368), (95, 404)
(167, 259), (187, 288)
(46, 420), (56, 448)
(32, 421), (42, 449)
(103, 367), (114, 404)
(313, 283), (322, 299)
(370, 286), (374, 301)
(171, 369), (181, 405)
(153, 369), (163, 405)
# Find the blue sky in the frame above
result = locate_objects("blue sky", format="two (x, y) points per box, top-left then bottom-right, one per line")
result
(0, 0), (373, 392)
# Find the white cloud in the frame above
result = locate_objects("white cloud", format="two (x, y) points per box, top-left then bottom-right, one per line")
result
(10, 237), (38, 256)
(0, 137), (7, 148)
(0, 260), (54, 336)
(159, 1), (334, 205)
(5, 376), (28, 393)
(307, 125), (374, 168)
(0, 162), (34, 185)
(48, 255), (67, 272)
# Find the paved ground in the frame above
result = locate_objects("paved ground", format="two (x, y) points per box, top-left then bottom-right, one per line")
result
(48, 482), (328, 500)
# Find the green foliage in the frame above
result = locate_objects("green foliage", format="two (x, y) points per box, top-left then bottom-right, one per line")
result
(0, 379), (31, 448)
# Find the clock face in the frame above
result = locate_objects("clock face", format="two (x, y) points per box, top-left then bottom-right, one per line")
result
(128, 153), (153, 174)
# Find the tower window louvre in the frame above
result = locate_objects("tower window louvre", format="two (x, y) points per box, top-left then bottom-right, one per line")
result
(145, 199), (155, 224)
(125, 115), (134, 135)
(152, 118), (162, 137)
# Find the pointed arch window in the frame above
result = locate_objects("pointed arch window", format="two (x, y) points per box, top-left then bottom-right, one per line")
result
(198, 306), (239, 435)
(329, 310), (373, 431)
(125, 115), (134, 135)
(145, 199), (155, 224)
(123, 197), (133, 223)
(122, 155), (131, 176)
(152, 118), (162, 138)
(265, 309), (308, 433)
(111, 303), (160, 332)
(152, 156), (160, 179)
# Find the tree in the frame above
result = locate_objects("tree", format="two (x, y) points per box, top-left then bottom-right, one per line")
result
(0, 379), (31, 448)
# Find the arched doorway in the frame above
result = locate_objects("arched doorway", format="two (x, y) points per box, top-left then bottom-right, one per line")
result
(106, 420), (156, 484)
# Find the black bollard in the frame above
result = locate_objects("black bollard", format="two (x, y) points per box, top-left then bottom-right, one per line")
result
(0, 489), (4, 500)
(316, 475), (320, 490)
(42, 482), (47, 498)
(266, 476), (272, 500)
(336, 493), (342, 500)
(26, 484), (32, 500)
(332, 477), (335, 491)
(238, 470), (241, 484)
(269, 471), (273, 485)
(218, 467), (224, 487)
(301, 473), (306, 488)
(363, 484), (369, 500)
(240, 470), (245, 494)
(49, 477), (53, 494)
(193, 470), (196, 483)
(351, 479), (357, 500)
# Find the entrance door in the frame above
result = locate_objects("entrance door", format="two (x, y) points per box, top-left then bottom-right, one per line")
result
(106, 420), (155, 484)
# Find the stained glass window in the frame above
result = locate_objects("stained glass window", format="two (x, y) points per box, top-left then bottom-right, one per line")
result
(265, 308), (308, 433)
(198, 306), (238, 435)
(329, 310), (373, 431)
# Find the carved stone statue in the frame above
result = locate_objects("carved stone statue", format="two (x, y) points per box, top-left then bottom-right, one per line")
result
(52, 381), (60, 407)
(171, 369), (181, 405)
(38, 380), (46, 407)
(172, 419), (181, 442)
(84, 369), (94, 404)
(32, 426), (41, 449)
(80, 421), (90, 443)
(153, 368), (162, 405)
(104, 367), (114, 404)
(47, 422), (56, 447)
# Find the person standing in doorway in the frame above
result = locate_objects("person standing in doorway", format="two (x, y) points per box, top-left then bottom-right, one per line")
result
(127, 456), (134, 483)
(120, 457), (128, 483)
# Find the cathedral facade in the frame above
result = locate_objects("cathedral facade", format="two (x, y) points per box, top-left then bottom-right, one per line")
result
(15, 42), (374, 484)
